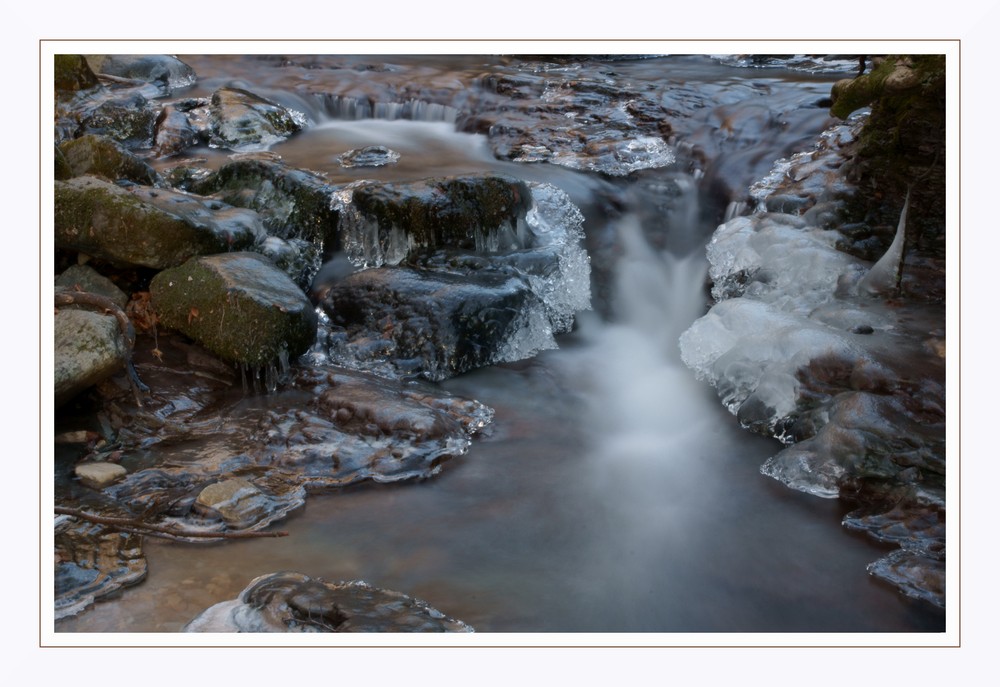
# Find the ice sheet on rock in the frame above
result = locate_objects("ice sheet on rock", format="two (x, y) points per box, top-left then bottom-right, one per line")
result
(706, 213), (864, 312)
(551, 136), (676, 177)
(328, 180), (590, 374)
(184, 572), (473, 632)
(680, 299), (872, 426)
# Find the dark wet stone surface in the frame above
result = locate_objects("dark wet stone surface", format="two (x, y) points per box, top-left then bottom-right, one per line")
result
(54, 502), (148, 620)
(184, 571), (472, 632)
(208, 87), (304, 152)
(320, 266), (553, 382)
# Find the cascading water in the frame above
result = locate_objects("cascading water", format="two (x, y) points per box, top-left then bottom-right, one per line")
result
(55, 54), (945, 634)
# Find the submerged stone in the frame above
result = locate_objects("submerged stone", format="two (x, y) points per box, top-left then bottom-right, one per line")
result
(75, 461), (128, 489)
(55, 176), (260, 269)
(55, 507), (147, 619)
(150, 252), (317, 367)
(337, 145), (400, 168)
(184, 572), (472, 632)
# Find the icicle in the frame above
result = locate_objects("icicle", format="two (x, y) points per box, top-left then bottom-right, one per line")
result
(857, 188), (911, 296)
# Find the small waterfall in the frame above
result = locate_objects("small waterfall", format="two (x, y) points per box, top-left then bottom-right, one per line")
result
(317, 94), (460, 123)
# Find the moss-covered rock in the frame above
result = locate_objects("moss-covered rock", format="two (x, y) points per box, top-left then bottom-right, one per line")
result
(150, 252), (317, 367)
(831, 55), (946, 254)
(55, 308), (125, 407)
(58, 134), (162, 186)
(208, 87), (303, 151)
(54, 54), (99, 95)
(55, 176), (260, 269)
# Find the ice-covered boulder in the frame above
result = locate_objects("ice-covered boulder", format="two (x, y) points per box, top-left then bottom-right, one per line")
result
(320, 179), (591, 379)
(679, 118), (946, 607)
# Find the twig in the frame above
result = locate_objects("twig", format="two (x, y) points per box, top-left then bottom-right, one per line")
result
(54, 506), (289, 540)
(55, 291), (148, 406)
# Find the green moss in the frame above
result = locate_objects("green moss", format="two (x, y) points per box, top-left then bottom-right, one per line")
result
(54, 177), (237, 269)
(54, 54), (99, 94)
(833, 55), (946, 256)
(150, 253), (317, 367)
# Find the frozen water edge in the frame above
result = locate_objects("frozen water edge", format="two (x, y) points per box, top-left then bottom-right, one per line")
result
(678, 119), (946, 606)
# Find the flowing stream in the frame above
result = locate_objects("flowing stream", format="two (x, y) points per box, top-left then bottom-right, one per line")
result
(55, 54), (945, 633)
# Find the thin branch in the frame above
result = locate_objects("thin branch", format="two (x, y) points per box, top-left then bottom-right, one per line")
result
(55, 506), (289, 540)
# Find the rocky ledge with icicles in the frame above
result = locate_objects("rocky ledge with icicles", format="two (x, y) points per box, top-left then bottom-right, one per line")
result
(679, 114), (946, 608)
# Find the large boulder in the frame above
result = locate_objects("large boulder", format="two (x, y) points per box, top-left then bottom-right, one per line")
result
(150, 252), (317, 367)
(55, 176), (261, 269)
(54, 308), (125, 407)
(208, 87), (304, 151)
(320, 266), (555, 381)
(85, 54), (196, 93)
(184, 572), (472, 632)
(58, 134), (162, 186)
(335, 175), (532, 267)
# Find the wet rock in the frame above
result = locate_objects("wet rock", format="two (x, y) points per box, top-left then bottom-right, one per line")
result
(55, 176), (261, 269)
(90, 344), (490, 537)
(866, 549), (945, 608)
(193, 478), (278, 530)
(321, 266), (554, 381)
(55, 506), (147, 619)
(55, 308), (125, 407)
(85, 54), (196, 93)
(208, 87), (304, 151)
(150, 252), (317, 367)
(54, 54), (100, 95)
(188, 157), (340, 276)
(153, 103), (203, 158)
(184, 572), (472, 632)
(335, 174), (532, 267)
(58, 134), (162, 186)
(75, 461), (128, 489)
(258, 236), (320, 288)
(78, 90), (160, 149)
(337, 145), (400, 168)
(56, 264), (129, 309)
